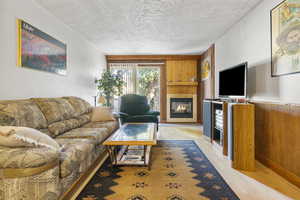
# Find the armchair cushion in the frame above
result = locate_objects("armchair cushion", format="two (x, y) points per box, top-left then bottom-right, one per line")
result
(145, 111), (160, 116)
(123, 115), (158, 123)
(120, 94), (150, 115)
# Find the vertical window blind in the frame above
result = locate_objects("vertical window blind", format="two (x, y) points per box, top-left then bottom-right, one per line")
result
(109, 62), (161, 111)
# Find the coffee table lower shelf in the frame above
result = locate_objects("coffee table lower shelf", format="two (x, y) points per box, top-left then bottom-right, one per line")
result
(106, 145), (153, 170)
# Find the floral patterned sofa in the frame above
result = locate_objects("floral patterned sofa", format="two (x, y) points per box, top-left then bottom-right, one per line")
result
(0, 97), (119, 200)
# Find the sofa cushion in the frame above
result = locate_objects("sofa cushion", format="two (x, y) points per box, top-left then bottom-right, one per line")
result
(83, 121), (119, 133)
(32, 98), (75, 124)
(63, 97), (92, 117)
(0, 126), (60, 150)
(76, 114), (91, 126)
(55, 138), (95, 178)
(48, 119), (81, 137)
(0, 146), (59, 168)
(91, 106), (115, 122)
(0, 100), (47, 129)
(56, 128), (109, 144)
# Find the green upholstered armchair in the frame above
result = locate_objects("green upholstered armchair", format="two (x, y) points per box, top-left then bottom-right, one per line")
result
(118, 94), (160, 129)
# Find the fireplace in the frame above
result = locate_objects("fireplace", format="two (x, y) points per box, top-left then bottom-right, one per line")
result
(167, 94), (197, 122)
(170, 98), (193, 118)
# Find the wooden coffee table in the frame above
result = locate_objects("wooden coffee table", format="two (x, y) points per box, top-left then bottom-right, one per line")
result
(103, 123), (157, 170)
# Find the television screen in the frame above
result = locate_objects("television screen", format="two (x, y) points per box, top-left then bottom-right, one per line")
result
(219, 62), (247, 97)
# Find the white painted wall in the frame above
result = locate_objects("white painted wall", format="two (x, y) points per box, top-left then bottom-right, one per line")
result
(0, 0), (106, 104)
(215, 0), (300, 103)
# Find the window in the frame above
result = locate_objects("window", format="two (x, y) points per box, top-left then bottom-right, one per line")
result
(110, 63), (160, 111)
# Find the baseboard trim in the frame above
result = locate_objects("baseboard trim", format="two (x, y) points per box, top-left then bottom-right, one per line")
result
(256, 154), (300, 188)
(59, 152), (109, 200)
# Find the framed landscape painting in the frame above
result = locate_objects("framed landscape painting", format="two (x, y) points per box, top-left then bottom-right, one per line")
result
(17, 19), (67, 75)
(271, 0), (300, 77)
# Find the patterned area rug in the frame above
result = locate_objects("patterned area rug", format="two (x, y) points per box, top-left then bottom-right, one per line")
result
(77, 140), (239, 200)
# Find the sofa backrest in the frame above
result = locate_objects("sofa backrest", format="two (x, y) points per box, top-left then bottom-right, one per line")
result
(0, 99), (48, 129)
(0, 97), (92, 138)
(31, 97), (92, 137)
(31, 98), (76, 124)
(62, 96), (92, 117)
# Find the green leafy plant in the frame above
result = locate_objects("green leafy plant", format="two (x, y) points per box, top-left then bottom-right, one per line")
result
(95, 71), (124, 107)
(137, 68), (160, 110)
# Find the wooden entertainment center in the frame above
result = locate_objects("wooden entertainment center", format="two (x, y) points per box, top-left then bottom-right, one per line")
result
(203, 99), (255, 171)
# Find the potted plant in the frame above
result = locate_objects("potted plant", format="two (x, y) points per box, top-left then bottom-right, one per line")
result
(95, 70), (124, 107)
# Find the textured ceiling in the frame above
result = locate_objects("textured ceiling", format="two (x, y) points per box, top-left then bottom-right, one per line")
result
(35, 0), (262, 54)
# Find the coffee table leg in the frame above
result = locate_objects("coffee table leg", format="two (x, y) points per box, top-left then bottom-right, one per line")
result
(113, 146), (118, 165)
(107, 146), (114, 166)
(144, 145), (147, 166)
(148, 146), (152, 171)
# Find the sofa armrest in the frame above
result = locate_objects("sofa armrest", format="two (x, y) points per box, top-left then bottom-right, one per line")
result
(0, 146), (60, 178)
(0, 145), (61, 200)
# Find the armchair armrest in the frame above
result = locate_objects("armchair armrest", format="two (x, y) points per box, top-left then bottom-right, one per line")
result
(146, 111), (160, 116)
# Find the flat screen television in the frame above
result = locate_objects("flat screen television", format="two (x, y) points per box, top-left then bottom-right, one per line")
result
(219, 62), (247, 98)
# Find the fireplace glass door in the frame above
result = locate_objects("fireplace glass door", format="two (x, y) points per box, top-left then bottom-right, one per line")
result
(170, 98), (193, 118)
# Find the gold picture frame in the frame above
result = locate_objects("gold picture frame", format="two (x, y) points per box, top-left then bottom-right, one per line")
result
(17, 19), (67, 75)
(271, 0), (300, 77)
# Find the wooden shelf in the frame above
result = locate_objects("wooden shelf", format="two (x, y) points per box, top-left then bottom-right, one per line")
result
(167, 82), (198, 86)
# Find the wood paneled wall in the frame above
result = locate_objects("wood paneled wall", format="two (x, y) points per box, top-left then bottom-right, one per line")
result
(200, 44), (215, 100)
(106, 55), (201, 61)
(253, 101), (300, 187)
(106, 55), (201, 123)
(199, 45), (215, 123)
(160, 64), (167, 122)
(166, 60), (198, 83)
(166, 60), (198, 95)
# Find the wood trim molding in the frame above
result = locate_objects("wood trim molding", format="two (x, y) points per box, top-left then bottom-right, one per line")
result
(160, 63), (167, 122)
(60, 152), (108, 200)
(106, 55), (201, 62)
(256, 154), (300, 188)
